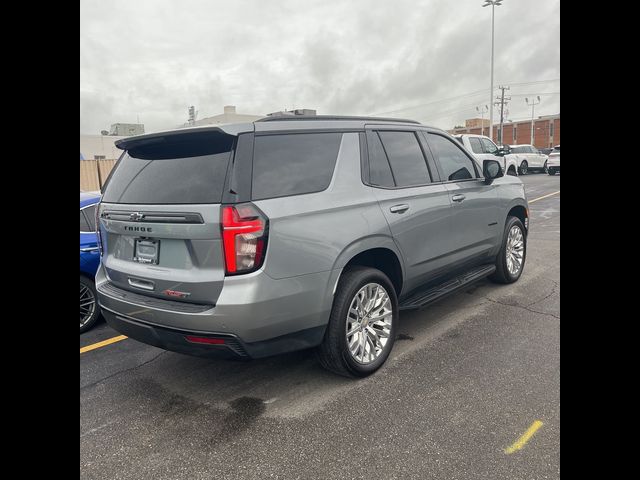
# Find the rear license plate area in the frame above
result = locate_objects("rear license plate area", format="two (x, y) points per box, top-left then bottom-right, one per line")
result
(134, 239), (160, 265)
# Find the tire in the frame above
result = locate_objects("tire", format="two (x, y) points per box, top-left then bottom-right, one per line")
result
(316, 266), (398, 378)
(80, 275), (100, 333)
(518, 160), (528, 175)
(507, 166), (517, 176)
(489, 216), (527, 284)
(548, 168), (556, 175)
(543, 161), (548, 174)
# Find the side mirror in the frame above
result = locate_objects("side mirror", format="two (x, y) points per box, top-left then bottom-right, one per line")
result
(496, 146), (511, 156)
(483, 159), (503, 184)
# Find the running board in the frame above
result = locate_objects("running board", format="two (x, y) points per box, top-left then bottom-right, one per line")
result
(399, 265), (496, 310)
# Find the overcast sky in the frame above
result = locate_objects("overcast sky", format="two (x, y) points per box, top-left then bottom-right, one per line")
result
(80, 0), (559, 134)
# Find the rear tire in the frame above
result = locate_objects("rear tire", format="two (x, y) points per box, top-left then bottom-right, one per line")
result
(507, 166), (517, 176)
(489, 216), (527, 284)
(548, 168), (556, 175)
(316, 266), (398, 378)
(543, 161), (548, 174)
(80, 275), (100, 333)
(518, 160), (528, 175)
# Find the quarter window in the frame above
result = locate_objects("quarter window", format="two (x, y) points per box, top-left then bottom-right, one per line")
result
(252, 133), (342, 200)
(367, 132), (395, 188)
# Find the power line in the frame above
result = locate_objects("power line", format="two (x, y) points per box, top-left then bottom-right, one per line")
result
(369, 78), (560, 116)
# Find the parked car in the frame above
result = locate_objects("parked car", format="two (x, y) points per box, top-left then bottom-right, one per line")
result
(507, 144), (549, 174)
(95, 116), (529, 377)
(453, 134), (518, 176)
(80, 191), (102, 333)
(547, 145), (560, 175)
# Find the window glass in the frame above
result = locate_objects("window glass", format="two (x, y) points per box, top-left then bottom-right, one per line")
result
(468, 137), (483, 154)
(377, 131), (431, 187)
(102, 132), (234, 204)
(367, 133), (395, 187)
(80, 211), (91, 231)
(428, 134), (478, 181)
(252, 133), (342, 200)
(480, 138), (498, 154)
(83, 205), (97, 231)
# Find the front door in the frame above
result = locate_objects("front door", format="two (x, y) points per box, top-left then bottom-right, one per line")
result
(424, 132), (500, 266)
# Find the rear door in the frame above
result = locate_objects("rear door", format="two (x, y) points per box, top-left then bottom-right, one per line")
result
(424, 132), (500, 264)
(97, 130), (237, 306)
(364, 128), (453, 291)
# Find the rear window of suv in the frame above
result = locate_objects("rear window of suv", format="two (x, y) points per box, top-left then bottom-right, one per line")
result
(251, 132), (342, 200)
(101, 132), (234, 204)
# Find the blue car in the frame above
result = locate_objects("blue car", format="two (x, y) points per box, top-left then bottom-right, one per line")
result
(80, 191), (102, 332)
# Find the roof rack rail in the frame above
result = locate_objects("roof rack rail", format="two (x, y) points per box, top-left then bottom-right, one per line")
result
(255, 115), (420, 124)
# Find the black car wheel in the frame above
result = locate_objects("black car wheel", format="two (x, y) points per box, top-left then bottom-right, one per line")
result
(80, 275), (100, 333)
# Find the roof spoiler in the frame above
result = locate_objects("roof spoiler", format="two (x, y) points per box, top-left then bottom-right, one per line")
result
(114, 123), (254, 150)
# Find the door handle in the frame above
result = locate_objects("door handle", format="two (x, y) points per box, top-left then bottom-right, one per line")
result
(80, 246), (99, 252)
(451, 194), (466, 203)
(389, 204), (410, 214)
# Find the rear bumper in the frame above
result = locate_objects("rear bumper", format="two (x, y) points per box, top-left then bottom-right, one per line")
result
(101, 308), (325, 359)
(95, 264), (337, 358)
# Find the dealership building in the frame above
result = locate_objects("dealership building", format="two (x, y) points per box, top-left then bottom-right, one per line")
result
(448, 114), (560, 148)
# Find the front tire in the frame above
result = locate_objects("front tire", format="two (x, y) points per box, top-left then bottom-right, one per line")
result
(518, 160), (528, 175)
(489, 216), (527, 284)
(548, 168), (556, 175)
(316, 266), (398, 377)
(80, 275), (100, 333)
(507, 166), (517, 176)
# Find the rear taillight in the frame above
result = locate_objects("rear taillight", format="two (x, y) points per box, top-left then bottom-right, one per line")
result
(221, 203), (268, 275)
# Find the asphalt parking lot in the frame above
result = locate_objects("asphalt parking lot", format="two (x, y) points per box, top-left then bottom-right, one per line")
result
(81, 173), (560, 480)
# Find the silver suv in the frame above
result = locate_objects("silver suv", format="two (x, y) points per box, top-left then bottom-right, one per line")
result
(95, 115), (528, 377)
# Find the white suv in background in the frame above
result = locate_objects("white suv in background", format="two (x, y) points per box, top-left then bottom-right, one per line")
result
(547, 145), (560, 175)
(453, 134), (518, 176)
(507, 144), (549, 175)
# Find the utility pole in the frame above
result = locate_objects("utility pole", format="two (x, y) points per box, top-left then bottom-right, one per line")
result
(476, 105), (489, 136)
(525, 96), (541, 146)
(494, 86), (510, 146)
(482, 0), (503, 143)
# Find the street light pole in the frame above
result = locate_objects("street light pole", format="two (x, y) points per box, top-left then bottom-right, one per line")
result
(525, 95), (541, 146)
(476, 105), (488, 136)
(483, 0), (503, 143)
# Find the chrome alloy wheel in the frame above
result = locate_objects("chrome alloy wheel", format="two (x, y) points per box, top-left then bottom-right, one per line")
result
(80, 282), (96, 329)
(505, 225), (525, 275)
(345, 283), (393, 364)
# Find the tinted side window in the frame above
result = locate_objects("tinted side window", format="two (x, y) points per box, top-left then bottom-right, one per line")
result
(252, 133), (342, 200)
(83, 205), (97, 231)
(367, 132), (395, 188)
(377, 131), (431, 187)
(428, 134), (478, 181)
(468, 137), (483, 154)
(480, 138), (498, 154)
(80, 211), (91, 231)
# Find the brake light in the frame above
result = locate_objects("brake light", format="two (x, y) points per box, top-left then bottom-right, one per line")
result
(185, 336), (225, 345)
(221, 203), (268, 275)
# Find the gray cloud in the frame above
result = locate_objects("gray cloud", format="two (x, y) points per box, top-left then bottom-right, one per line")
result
(80, 0), (559, 133)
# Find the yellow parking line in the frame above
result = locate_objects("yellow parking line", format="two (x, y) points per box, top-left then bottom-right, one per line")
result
(529, 191), (560, 203)
(505, 420), (544, 454)
(80, 335), (128, 354)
